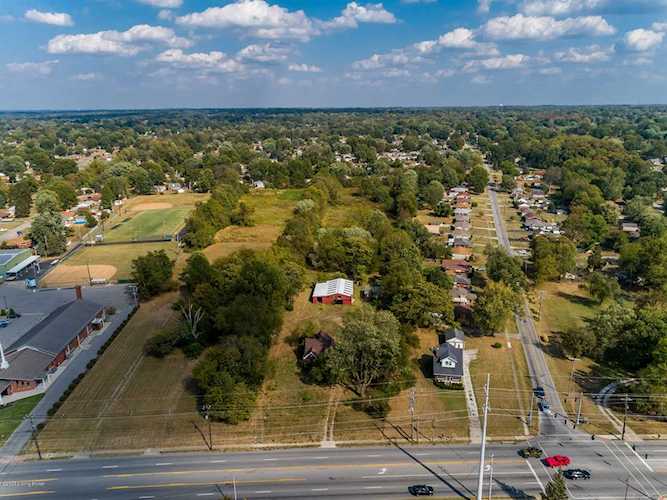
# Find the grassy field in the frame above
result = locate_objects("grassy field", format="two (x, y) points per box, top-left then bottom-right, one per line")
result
(103, 207), (192, 242)
(41, 242), (180, 286)
(323, 188), (378, 227)
(0, 395), (43, 446)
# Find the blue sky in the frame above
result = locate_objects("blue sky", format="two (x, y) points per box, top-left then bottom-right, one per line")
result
(1, 0), (666, 109)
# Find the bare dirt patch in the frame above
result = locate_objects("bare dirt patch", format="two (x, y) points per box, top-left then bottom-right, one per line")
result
(129, 202), (174, 212)
(42, 265), (117, 286)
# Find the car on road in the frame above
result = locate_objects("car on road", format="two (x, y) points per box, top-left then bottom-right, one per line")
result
(534, 386), (546, 398)
(409, 485), (434, 496)
(0, 319), (9, 328)
(519, 447), (543, 459)
(544, 455), (571, 468)
(538, 400), (551, 414)
(564, 469), (591, 480)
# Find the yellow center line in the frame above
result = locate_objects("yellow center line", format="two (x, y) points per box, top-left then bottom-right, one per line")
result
(0, 492), (55, 498)
(104, 458), (523, 479)
(108, 477), (305, 491)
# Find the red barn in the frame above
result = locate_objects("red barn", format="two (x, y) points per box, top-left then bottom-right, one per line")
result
(311, 278), (354, 305)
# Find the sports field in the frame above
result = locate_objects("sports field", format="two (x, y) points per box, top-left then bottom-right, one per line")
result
(103, 207), (192, 242)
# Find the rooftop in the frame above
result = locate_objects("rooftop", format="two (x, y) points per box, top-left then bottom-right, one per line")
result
(312, 278), (354, 298)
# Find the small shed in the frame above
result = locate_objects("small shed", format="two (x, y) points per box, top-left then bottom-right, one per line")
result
(312, 278), (354, 305)
(302, 332), (335, 363)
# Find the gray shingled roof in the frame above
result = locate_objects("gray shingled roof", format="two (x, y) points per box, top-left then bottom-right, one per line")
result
(433, 343), (464, 378)
(8, 299), (103, 356)
(444, 328), (465, 343)
(0, 349), (53, 382)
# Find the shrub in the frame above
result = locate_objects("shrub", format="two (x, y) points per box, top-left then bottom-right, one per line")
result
(491, 342), (503, 349)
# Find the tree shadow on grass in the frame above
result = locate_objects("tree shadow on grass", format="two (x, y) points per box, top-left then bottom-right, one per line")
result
(555, 290), (597, 308)
(493, 479), (536, 499)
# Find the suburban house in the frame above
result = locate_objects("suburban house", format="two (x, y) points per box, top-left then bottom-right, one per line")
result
(0, 287), (105, 401)
(454, 274), (472, 287)
(442, 260), (472, 275)
(442, 328), (465, 349)
(621, 222), (641, 238)
(302, 332), (335, 363)
(311, 278), (354, 305)
(451, 287), (476, 306)
(451, 246), (472, 261)
(454, 207), (471, 216)
(432, 343), (463, 385)
(454, 220), (471, 231)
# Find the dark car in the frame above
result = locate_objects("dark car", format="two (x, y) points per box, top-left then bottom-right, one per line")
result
(534, 386), (546, 398)
(519, 447), (543, 459)
(564, 469), (591, 480)
(538, 400), (551, 414)
(409, 485), (434, 496)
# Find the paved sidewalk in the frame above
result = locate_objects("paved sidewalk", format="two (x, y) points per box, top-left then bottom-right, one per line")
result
(463, 349), (482, 444)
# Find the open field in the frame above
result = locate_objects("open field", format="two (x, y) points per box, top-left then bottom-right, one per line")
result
(122, 192), (209, 212)
(103, 207), (191, 242)
(323, 188), (378, 227)
(41, 242), (179, 286)
(0, 395), (42, 446)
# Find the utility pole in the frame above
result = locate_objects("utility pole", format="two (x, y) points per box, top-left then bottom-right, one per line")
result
(487, 453), (494, 500)
(28, 415), (42, 460)
(566, 357), (576, 405)
(409, 387), (416, 442)
(201, 405), (212, 451)
(527, 393), (534, 428)
(233, 476), (238, 500)
(575, 393), (583, 429)
(622, 394), (629, 441)
(477, 374), (490, 500)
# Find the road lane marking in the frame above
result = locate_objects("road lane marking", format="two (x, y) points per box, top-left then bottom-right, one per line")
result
(525, 460), (545, 494)
(196, 494), (215, 497)
(45, 469), (62, 472)
(624, 442), (654, 472)
(311, 488), (328, 492)
(155, 462), (173, 466)
(0, 493), (55, 498)
(364, 486), (383, 489)
(254, 491), (272, 494)
(101, 465), (118, 469)
(109, 478), (306, 491)
(366, 454), (382, 457)
(138, 497), (155, 499)
(209, 460), (226, 463)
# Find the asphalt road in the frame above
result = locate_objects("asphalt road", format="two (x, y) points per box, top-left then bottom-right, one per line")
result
(0, 441), (664, 499)
(486, 184), (576, 439)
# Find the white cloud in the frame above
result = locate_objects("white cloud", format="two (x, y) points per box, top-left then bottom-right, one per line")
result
(483, 14), (615, 40)
(6, 60), (59, 75)
(464, 54), (531, 71)
(555, 44), (614, 63)
(72, 72), (100, 81)
(288, 63), (322, 73)
(137, 0), (183, 8)
(520, 0), (606, 16)
(653, 22), (667, 33)
(352, 51), (415, 70)
(47, 25), (191, 56)
(414, 28), (498, 56)
(176, 0), (317, 41)
(471, 74), (491, 84)
(478, 0), (493, 13)
(156, 49), (245, 73)
(158, 10), (174, 21)
(625, 29), (664, 51)
(238, 43), (290, 62)
(539, 66), (562, 75)
(323, 2), (397, 30)
(401, 0), (436, 3)
(25, 9), (73, 27)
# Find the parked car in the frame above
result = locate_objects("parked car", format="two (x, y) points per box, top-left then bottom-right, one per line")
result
(538, 401), (551, 414)
(0, 320), (9, 328)
(544, 455), (571, 468)
(519, 447), (543, 458)
(409, 485), (434, 496)
(564, 469), (591, 480)
(534, 386), (546, 398)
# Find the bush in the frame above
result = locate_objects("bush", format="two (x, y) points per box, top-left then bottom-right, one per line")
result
(491, 342), (503, 349)
(144, 330), (180, 358)
(182, 341), (204, 359)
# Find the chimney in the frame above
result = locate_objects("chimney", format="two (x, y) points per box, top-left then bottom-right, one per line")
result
(75, 285), (82, 301)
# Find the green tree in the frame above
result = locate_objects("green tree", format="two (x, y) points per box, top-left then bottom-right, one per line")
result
(31, 190), (67, 256)
(542, 472), (568, 500)
(587, 245), (604, 271)
(560, 328), (597, 359)
(327, 306), (402, 398)
(588, 272), (620, 304)
(500, 174), (515, 192)
(424, 180), (445, 208)
(45, 179), (77, 210)
(485, 245), (528, 291)
(473, 281), (517, 335)
(390, 280), (454, 328)
(195, 168), (215, 193)
(9, 179), (35, 218)
(131, 250), (175, 300)
(467, 165), (489, 194)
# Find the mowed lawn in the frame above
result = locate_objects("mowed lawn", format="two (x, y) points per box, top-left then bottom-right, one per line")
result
(41, 242), (180, 286)
(103, 207), (192, 242)
(0, 395), (43, 446)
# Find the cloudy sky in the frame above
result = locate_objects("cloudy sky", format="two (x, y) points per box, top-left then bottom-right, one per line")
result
(1, 0), (666, 109)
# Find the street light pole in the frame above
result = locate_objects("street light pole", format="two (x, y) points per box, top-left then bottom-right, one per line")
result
(476, 374), (490, 500)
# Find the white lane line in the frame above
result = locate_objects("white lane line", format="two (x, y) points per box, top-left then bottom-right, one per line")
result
(254, 491), (272, 494)
(366, 454), (382, 457)
(308, 456), (329, 460)
(101, 465), (119, 469)
(46, 468), (63, 472)
(311, 488), (329, 491)
(196, 494), (215, 497)
(624, 442), (654, 472)
(364, 486), (383, 489)
(362, 474), (429, 479)
(263, 458), (279, 461)
(525, 459), (545, 494)
(138, 496), (155, 499)
(155, 462), (173, 466)
(209, 460), (227, 463)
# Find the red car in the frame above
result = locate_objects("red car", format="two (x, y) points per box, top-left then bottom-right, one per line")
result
(544, 455), (571, 468)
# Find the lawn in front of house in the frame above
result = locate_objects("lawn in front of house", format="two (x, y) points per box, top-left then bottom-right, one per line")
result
(0, 395), (43, 446)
